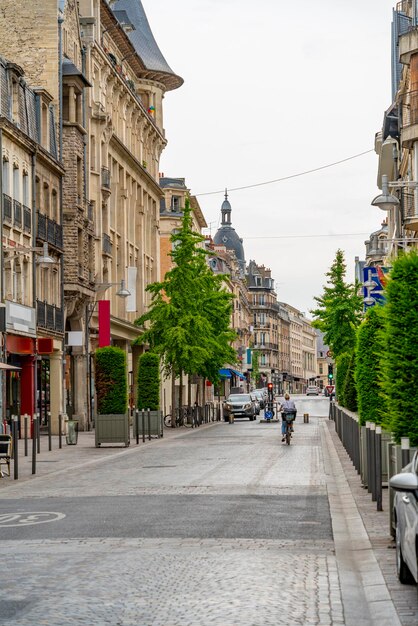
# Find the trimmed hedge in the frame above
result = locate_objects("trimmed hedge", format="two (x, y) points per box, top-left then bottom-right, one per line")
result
(382, 252), (418, 446)
(95, 346), (128, 415)
(355, 307), (386, 426)
(336, 352), (350, 407)
(137, 352), (160, 410)
(343, 351), (357, 412)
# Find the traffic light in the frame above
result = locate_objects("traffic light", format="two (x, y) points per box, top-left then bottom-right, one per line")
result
(328, 364), (334, 380)
(267, 382), (273, 392)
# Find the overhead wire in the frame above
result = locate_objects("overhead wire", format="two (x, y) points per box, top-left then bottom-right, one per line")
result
(195, 149), (374, 196)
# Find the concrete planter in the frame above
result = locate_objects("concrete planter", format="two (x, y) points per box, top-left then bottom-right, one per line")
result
(95, 413), (130, 447)
(133, 410), (163, 438)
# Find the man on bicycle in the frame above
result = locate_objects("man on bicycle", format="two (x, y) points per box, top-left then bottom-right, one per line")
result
(279, 393), (297, 442)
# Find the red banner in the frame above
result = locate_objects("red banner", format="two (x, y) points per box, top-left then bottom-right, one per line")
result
(98, 300), (111, 347)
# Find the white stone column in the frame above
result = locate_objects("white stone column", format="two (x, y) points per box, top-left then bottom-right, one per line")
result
(49, 350), (63, 435)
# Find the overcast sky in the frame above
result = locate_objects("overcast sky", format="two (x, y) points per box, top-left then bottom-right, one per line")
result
(144, 0), (395, 315)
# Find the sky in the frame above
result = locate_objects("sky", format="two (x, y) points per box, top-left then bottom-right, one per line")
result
(143, 0), (396, 315)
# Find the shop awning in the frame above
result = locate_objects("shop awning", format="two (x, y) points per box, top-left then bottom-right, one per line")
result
(219, 368), (232, 378)
(0, 363), (21, 371)
(229, 368), (245, 380)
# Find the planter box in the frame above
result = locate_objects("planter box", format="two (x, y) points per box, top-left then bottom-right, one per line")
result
(95, 413), (130, 447)
(133, 410), (163, 438)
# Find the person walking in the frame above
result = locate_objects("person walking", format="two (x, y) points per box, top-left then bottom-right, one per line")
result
(279, 393), (297, 442)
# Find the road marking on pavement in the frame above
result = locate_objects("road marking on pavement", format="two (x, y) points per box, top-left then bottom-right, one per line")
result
(0, 512), (66, 527)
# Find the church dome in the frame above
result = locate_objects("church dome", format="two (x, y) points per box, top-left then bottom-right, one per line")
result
(213, 191), (245, 272)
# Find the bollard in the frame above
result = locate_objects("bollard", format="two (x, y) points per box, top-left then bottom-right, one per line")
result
(24, 414), (28, 457)
(365, 422), (371, 492)
(141, 409), (145, 443)
(32, 415), (37, 475)
(375, 426), (383, 511)
(370, 422), (376, 502)
(58, 414), (63, 449)
(229, 413), (234, 424)
(37, 413), (40, 454)
(303, 413), (309, 424)
(47, 411), (52, 451)
(401, 437), (410, 468)
(135, 409), (139, 445)
(147, 408), (151, 441)
(12, 416), (18, 480)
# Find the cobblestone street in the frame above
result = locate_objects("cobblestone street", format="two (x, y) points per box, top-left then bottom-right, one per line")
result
(0, 398), (415, 625)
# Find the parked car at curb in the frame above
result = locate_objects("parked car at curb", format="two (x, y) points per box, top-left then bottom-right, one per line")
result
(223, 394), (256, 421)
(390, 450), (418, 585)
(306, 386), (319, 396)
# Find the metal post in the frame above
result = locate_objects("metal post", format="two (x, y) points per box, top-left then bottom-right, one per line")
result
(366, 422), (371, 492)
(32, 415), (37, 475)
(24, 414), (28, 457)
(147, 408), (151, 441)
(37, 412), (40, 454)
(47, 411), (52, 451)
(12, 415), (18, 479)
(375, 425), (382, 511)
(58, 413), (62, 449)
(141, 409), (145, 443)
(370, 422), (376, 501)
(135, 409), (139, 445)
(401, 437), (410, 468)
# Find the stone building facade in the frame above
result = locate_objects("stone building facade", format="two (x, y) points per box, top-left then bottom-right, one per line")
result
(0, 0), (182, 429)
(0, 57), (64, 429)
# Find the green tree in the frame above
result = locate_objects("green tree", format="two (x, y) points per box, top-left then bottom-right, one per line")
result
(95, 346), (127, 415)
(251, 350), (260, 387)
(311, 249), (362, 358)
(355, 307), (386, 426)
(381, 251), (418, 445)
(137, 352), (160, 411)
(134, 198), (236, 417)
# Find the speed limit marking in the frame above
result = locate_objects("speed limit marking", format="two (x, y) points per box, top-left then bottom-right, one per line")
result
(0, 512), (66, 527)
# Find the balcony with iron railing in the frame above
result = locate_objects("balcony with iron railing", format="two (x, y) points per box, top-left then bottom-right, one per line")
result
(13, 200), (22, 228)
(3, 193), (12, 222)
(400, 90), (418, 146)
(398, 2), (418, 64)
(36, 300), (64, 333)
(402, 189), (418, 230)
(37, 212), (63, 250)
(23, 205), (31, 233)
(102, 232), (112, 255)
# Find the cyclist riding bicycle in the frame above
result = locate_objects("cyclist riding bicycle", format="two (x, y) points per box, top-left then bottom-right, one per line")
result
(279, 393), (297, 442)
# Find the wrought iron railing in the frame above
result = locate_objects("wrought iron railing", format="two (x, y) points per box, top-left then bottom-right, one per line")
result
(37, 212), (63, 249)
(23, 205), (31, 233)
(36, 300), (64, 333)
(3, 193), (12, 221)
(102, 232), (112, 255)
(401, 89), (418, 127)
(13, 200), (22, 227)
(402, 189), (418, 220)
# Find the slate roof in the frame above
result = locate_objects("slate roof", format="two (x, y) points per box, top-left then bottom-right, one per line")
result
(112, 0), (183, 90)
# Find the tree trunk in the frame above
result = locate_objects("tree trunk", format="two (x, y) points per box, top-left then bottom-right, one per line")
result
(188, 375), (192, 408)
(171, 368), (176, 427)
(179, 371), (183, 413)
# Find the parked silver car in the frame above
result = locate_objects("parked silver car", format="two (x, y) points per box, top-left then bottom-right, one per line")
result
(252, 390), (266, 409)
(223, 394), (256, 421)
(250, 393), (260, 415)
(390, 450), (418, 584)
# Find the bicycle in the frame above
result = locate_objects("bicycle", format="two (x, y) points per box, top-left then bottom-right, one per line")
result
(282, 412), (296, 445)
(164, 406), (193, 428)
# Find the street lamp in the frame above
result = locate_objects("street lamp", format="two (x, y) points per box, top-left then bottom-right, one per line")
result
(93, 279), (131, 298)
(371, 175), (400, 211)
(4, 242), (56, 265)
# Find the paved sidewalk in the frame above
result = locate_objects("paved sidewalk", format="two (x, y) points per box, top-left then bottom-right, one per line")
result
(326, 419), (418, 626)
(0, 420), (218, 487)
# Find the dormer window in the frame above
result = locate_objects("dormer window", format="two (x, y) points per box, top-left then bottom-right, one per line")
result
(171, 195), (181, 212)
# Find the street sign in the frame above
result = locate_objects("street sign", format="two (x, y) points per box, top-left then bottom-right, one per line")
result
(326, 385), (334, 394)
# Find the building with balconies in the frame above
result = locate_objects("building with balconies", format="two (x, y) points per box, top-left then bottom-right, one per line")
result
(0, 56), (64, 430)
